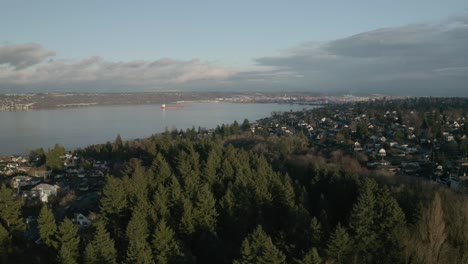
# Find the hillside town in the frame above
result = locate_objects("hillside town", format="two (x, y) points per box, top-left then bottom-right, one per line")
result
(1, 97), (467, 262)
(249, 98), (468, 190)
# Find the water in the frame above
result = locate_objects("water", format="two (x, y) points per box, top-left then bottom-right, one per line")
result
(0, 102), (316, 155)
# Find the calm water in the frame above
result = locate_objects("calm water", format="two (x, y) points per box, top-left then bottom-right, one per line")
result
(0, 102), (316, 155)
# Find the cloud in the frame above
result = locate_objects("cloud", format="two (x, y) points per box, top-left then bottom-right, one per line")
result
(248, 15), (468, 96)
(1, 14), (468, 96)
(0, 43), (55, 69)
(0, 47), (237, 92)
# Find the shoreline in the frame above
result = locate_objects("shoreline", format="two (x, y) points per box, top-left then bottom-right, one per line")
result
(0, 91), (372, 112)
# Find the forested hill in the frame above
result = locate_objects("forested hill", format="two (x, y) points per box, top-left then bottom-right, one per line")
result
(1, 98), (468, 263)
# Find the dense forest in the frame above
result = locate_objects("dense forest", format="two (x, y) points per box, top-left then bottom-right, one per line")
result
(2, 98), (468, 263)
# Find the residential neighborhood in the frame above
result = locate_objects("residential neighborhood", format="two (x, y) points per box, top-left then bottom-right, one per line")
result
(248, 98), (468, 191)
(1, 97), (468, 263)
(0, 152), (108, 245)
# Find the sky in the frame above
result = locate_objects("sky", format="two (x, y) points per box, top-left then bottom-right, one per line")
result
(1, 1), (468, 96)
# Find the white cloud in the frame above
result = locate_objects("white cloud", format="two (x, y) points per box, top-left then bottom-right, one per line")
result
(0, 48), (237, 92)
(1, 14), (468, 96)
(0, 43), (55, 69)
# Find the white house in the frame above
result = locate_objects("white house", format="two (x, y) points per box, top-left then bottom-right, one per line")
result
(31, 184), (60, 203)
(74, 213), (91, 227)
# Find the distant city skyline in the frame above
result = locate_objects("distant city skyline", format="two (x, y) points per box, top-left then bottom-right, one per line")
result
(1, 1), (468, 96)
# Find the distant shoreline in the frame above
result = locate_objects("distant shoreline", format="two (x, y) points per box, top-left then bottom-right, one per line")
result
(0, 91), (379, 112)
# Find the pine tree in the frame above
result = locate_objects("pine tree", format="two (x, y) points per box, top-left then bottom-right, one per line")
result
(125, 239), (154, 264)
(179, 197), (195, 236)
(221, 158), (234, 180)
(176, 148), (201, 197)
(193, 184), (218, 232)
(84, 221), (117, 264)
(348, 178), (377, 260)
(100, 176), (128, 238)
(57, 218), (80, 264)
(168, 174), (183, 207)
(0, 184), (25, 237)
(241, 118), (250, 131)
(115, 134), (123, 148)
(46, 144), (66, 172)
(126, 163), (151, 208)
(234, 225), (286, 264)
(309, 217), (322, 248)
(202, 150), (220, 185)
(326, 223), (352, 264)
(298, 247), (322, 264)
(150, 153), (172, 186)
(101, 177), (128, 215)
(374, 187), (406, 263)
(231, 120), (240, 134)
(125, 207), (153, 264)
(151, 220), (185, 264)
(38, 205), (59, 250)
(151, 184), (171, 222)
(0, 223), (11, 263)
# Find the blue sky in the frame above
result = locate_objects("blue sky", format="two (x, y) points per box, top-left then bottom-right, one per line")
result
(1, 1), (468, 95)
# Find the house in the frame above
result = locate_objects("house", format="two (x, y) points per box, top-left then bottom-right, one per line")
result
(30, 166), (51, 179)
(31, 184), (60, 203)
(378, 148), (387, 158)
(353, 142), (363, 151)
(74, 213), (91, 227)
(78, 182), (89, 192)
(11, 175), (40, 189)
(445, 134), (454, 142)
(401, 162), (421, 174)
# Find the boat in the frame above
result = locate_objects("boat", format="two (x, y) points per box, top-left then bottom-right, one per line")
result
(160, 104), (184, 109)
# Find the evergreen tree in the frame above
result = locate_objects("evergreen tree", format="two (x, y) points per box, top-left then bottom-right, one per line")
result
(125, 207), (153, 264)
(38, 205), (59, 250)
(221, 158), (234, 180)
(241, 118), (250, 131)
(326, 223), (352, 264)
(0, 185), (25, 237)
(231, 120), (240, 134)
(202, 150), (220, 185)
(0, 223), (11, 263)
(126, 163), (150, 207)
(298, 247), (322, 264)
(234, 225), (286, 264)
(151, 184), (171, 222)
(374, 187), (406, 263)
(348, 178), (377, 260)
(125, 239), (154, 264)
(168, 174), (183, 207)
(151, 219), (185, 264)
(100, 176), (128, 239)
(150, 153), (172, 186)
(84, 221), (117, 264)
(309, 217), (322, 248)
(193, 184), (218, 232)
(179, 197), (196, 236)
(46, 144), (66, 172)
(115, 134), (123, 148)
(57, 218), (80, 264)
(101, 176), (128, 215)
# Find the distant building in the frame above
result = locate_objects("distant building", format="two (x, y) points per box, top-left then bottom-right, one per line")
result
(31, 184), (60, 203)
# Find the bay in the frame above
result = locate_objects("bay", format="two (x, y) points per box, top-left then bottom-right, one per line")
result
(0, 102), (316, 155)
